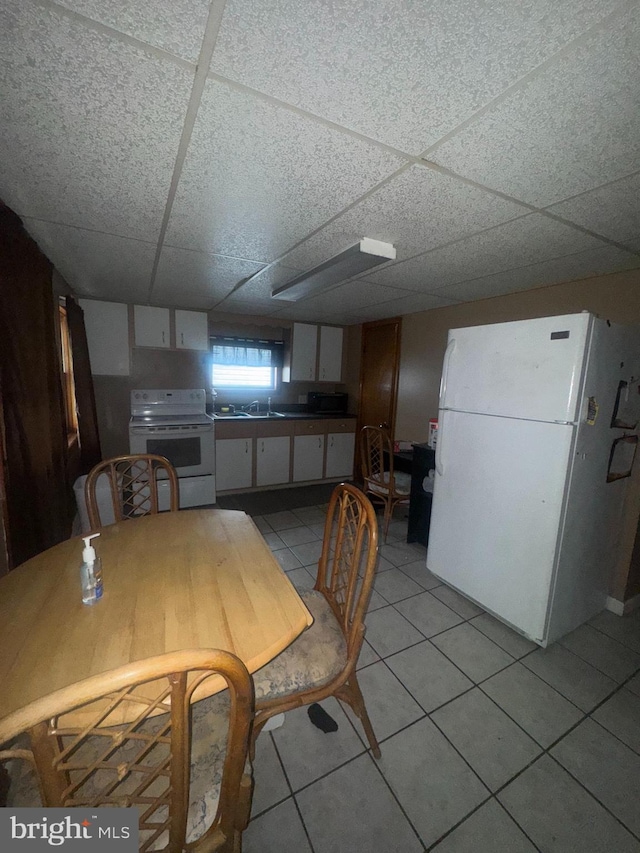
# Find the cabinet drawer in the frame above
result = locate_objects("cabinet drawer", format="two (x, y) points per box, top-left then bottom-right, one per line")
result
(326, 419), (356, 434)
(294, 419), (326, 436)
(255, 420), (294, 437)
(213, 421), (256, 439)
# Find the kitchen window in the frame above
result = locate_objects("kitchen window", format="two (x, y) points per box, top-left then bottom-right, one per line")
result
(211, 336), (284, 390)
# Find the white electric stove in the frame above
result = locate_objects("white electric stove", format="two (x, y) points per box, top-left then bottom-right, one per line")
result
(128, 389), (216, 508)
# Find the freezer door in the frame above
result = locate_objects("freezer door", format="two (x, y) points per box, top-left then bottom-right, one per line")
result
(440, 313), (591, 423)
(427, 409), (575, 643)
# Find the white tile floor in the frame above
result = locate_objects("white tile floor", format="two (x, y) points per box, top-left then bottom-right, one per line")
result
(244, 499), (640, 852)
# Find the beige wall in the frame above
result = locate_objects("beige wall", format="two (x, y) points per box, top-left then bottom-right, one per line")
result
(392, 268), (640, 602)
(396, 269), (640, 442)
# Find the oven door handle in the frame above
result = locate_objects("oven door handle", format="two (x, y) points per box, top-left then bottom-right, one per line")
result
(130, 425), (214, 435)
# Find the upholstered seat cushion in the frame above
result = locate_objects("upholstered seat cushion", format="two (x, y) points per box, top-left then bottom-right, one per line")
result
(253, 590), (347, 702)
(368, 470), (411, 496)
(186, 690), (230, 843)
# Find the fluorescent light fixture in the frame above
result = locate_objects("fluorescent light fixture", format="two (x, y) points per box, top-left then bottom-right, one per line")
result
(271, 238), (396, 302)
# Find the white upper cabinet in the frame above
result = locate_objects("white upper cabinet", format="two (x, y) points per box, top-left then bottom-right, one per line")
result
(79, 299), (130, 375)
(134, 305), (170, 348)
(175, 310), (209, 351)
(289, 322), (343, 382)
(290, 322), (318, 381)
(318, 326), (343, 382)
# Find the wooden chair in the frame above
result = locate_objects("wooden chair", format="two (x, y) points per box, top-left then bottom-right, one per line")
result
(360, 425), (411, 542)
(85, 453), (179, 529)
(251, 483), (381, 758)
(0, 649), (254, 853)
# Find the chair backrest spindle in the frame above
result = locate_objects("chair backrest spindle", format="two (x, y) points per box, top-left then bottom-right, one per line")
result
(85, 454), (179, 529)
(314, 484), (378, 657)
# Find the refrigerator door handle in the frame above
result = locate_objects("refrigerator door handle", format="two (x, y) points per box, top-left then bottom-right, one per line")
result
(439, 337), (456, 408)
(435, 416), (444, 477)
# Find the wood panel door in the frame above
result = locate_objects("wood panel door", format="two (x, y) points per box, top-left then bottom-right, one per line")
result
(355, 318), (402, 480)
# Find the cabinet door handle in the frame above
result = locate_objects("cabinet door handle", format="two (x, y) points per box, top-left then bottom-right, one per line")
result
(261, 440), (264, 453)
(245, 441), (249, 454)
(162, 330), (165, 343)
(330, 436), (334, 447)
(181, 332), (184, 345)
(318, 438), (321, 449)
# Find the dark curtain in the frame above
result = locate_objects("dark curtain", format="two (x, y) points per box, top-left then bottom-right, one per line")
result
(66, 296), (101, 473)
(0, 202), (71, 567)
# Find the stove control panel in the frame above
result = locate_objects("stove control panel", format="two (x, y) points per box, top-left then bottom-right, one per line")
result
(130, 389), (206, 417)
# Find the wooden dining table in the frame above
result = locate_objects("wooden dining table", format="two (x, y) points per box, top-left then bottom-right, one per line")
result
(0, 509), (313, 739)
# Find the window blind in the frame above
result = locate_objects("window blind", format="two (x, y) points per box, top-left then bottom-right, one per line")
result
(210, 335), (284, 368)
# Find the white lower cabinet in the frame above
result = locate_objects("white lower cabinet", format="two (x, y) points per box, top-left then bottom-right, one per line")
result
(325, 432), (355, 479)
(293, 434), (325, 482)
(216, 419), (357, 492)
(216, 438), (253, 492)
(256, 436), (290, 486)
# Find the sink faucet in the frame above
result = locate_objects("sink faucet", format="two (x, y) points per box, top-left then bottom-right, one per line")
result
(244, 400), (260, 412)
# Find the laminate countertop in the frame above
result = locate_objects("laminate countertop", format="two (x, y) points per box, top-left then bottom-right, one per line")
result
(211, 411), (357, 422)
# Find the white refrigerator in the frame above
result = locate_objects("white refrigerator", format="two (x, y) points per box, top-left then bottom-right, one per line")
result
(426, 312), (639, 646)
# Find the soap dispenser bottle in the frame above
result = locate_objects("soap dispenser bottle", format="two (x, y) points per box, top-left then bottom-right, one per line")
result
(80, 533), (103, 605)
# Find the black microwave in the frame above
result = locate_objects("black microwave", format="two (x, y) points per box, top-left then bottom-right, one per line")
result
(308, 392), (348, 414)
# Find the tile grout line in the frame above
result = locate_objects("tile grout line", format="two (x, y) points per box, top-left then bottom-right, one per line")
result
(144, 0), (230, 304)
(266, 731), (319, 853)
(443, 662), (640, 844)
(362, 592), (603, 846)
(25, 0), (639, 308)
(546, 751), (640, 843)
(248, 655), (640, 838)
(261, 504), (640, 846)
(582, 618), (640, 656)
(39, 0), (197, 70)
(420, 0), (635, 160)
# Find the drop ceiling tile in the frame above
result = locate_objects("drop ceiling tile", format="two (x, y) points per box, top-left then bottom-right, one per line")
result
(83, 283), (153, 304)
(288, 279), (414, 315)
(365, 213), (604, 293)
(164, 79), (403, 260)
(268, 305), (350, 324)
(153, 246), (263, 300)
(547, 172), (640, 248)
(218, 298), (285, 314)
(352, 292), (461, 321)
(431, 5), (640, 206)
(0, 0), (193, 240)
(210, 0), (618, 154)
(150, 293), (217, 311)
(53, 0), (210, 62)
(279, 165), (527, 271)
(228, 265), (304, 302)
(22, 218), (156, 299)
(434, 245), (640, 303)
